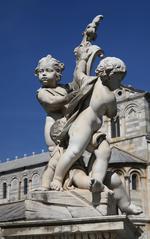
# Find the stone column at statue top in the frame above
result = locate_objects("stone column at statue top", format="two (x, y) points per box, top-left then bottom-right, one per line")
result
(70, 15), (104, 91)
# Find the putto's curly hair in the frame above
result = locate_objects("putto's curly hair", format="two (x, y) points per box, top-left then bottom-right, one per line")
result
(35, 54), (64, 81)
(95, 57), (127, 81)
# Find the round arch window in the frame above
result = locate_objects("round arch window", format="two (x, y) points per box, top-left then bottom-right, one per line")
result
(130, 173), (139, 190)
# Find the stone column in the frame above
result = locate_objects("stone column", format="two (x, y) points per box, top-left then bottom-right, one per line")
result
(29, 179), (32, 191)
(107, 120), (111, 139)
(7, 183), (11, 202)
(147, 165), (150, 215)
(140, 176), (147, 215)
(124, 175), (130, 196)
(147, 136), (150, 163)
(120, 116), (125, 137)
(18, 181), (21, 200)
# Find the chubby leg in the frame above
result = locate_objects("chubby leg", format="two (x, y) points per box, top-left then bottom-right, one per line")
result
(90, 140), (111, 192)
(40, 167), (54, 190)
(72, 169), (92, 190)
(109, 173), (142, 215)
(41, 147), (63, 189)
(44, 116), (56, 154)
(65, 168), (103, 192)
(50, 118), (93, 191)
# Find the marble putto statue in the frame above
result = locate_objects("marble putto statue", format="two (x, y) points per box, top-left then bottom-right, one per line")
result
(35, 15), (142, 215)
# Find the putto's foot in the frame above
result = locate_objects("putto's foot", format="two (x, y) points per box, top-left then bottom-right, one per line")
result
(122, 203), (143, 215)
(90, 178), (104, 193)
(50, 179), (63, 191)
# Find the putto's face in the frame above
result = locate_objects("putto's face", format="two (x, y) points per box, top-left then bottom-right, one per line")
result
(38, 66), (58, 87)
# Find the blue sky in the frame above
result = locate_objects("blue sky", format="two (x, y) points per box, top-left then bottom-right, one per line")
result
(0, 0), (150, 161)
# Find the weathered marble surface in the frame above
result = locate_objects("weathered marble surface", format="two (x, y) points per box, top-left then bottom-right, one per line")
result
(0, 215), (141, 239)
(0, 190), (113, 222)
(0, 185), (141, 238)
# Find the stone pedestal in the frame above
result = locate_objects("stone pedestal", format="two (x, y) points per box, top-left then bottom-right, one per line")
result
(0, 190), (141, 239)
(0, 216), (141, 239)
(0, 189), (110, 222)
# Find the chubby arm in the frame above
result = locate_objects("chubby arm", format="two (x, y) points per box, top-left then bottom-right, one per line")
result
(76, 59), (87, 83)
(37, 88), (68, 106)
(36, 88), (70, 114)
